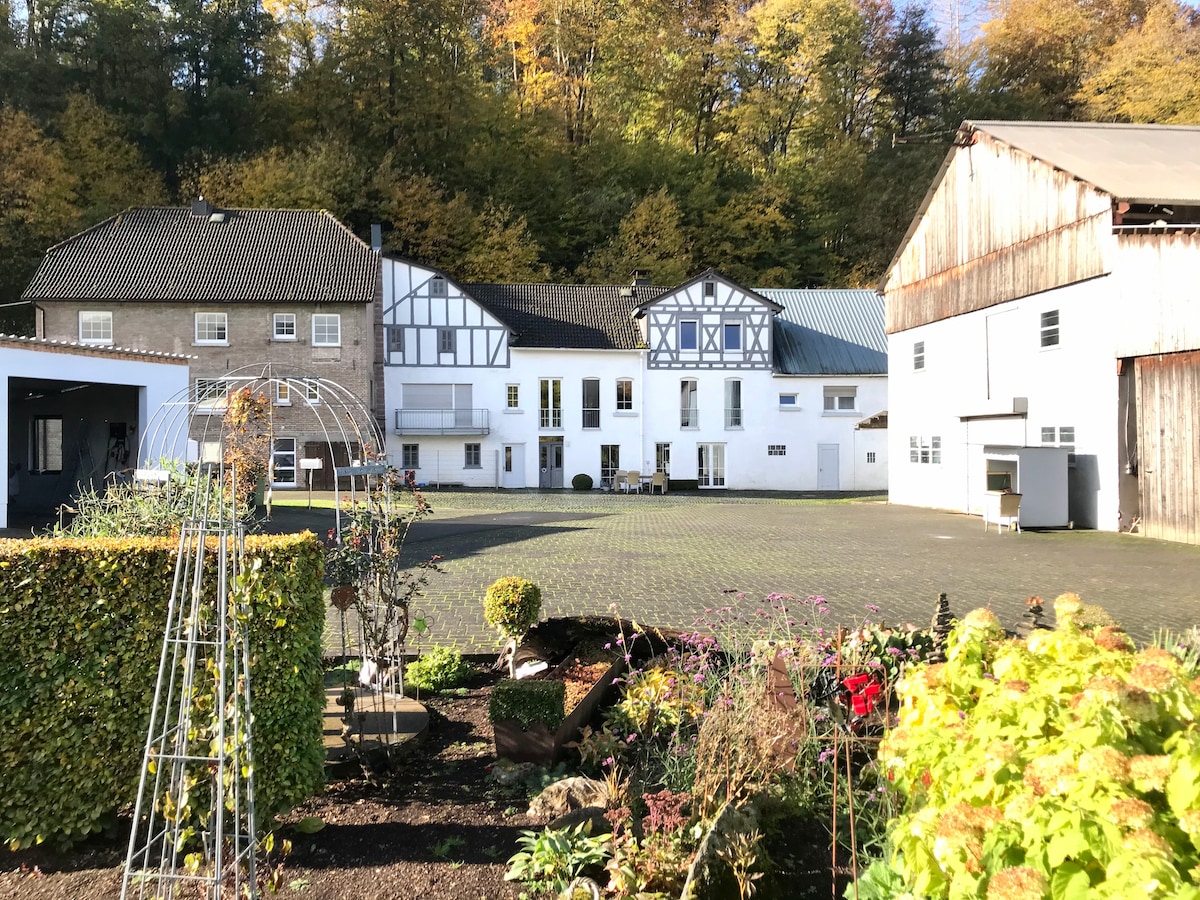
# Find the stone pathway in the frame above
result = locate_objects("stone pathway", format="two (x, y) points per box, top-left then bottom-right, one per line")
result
(262, 489), (1200, 650)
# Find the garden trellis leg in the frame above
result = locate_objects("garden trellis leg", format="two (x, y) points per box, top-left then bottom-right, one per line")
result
(121, 464), (258, 900)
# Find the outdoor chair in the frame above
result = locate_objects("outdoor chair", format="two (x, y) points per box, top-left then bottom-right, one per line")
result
(611, 470), (627, 492)
(650, 472), (667, 494)
(987, 492), (1022, 534)
(624, 470), (642, 494)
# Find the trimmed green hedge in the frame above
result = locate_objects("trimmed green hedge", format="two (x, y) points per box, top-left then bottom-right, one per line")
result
(0, 533), (326, 849)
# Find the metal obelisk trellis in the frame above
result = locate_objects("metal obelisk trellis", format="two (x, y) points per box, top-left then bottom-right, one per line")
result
(122, 363), (387, 899)
(121, 462), (258, 900)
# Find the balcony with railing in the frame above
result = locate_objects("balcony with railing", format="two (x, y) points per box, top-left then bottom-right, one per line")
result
(394, 408), (490, 435)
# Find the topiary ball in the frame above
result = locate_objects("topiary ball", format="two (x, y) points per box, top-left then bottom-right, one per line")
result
(483, 576), (543, 640)
(571, 473), (593, 491)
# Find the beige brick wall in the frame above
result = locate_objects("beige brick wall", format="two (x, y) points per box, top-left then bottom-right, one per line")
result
(38, 301), (380, 475)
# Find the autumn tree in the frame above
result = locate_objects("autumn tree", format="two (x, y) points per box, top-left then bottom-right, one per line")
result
(577, 188), (693, 285)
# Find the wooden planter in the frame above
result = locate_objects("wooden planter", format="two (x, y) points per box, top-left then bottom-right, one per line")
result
(493, 656), (626, 765)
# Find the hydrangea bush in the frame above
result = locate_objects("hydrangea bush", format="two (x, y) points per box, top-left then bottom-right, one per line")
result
(856, 594), (1200, 900)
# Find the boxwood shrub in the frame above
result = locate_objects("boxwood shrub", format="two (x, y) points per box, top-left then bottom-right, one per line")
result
(0, 533), (326, 849)
(489, 678), (566, 731)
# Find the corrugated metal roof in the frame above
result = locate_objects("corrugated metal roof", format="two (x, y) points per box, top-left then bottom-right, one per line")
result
(465, 283), (670, 349)
(0, 333), (193, 361)
(759, 289), (886, 375)
(971, 120), (1200, 204)
(22, 207), (379, 304)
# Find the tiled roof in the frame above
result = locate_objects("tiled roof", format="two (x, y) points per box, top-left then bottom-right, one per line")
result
(465, 283), (671, 349)
(22, 206), (379, 304)
(760, 289), (886, 375)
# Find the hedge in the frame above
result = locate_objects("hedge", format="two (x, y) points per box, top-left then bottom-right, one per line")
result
(0, 533), (327, 849)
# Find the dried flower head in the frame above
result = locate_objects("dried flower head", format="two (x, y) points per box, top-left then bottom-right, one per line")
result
(1053, 592), (1084, 620)
(1123, 828), (1171, 856)
(1129, 664), (1175, 693)
(1179, 809), (1200, 836)
(1129, 754), (1172, 793)
(1079, 746), (1130, 783)
(1094, 627), (1134, 653)
(1109, 797), (1155, 829)
(1120, 685), (1158, 722)
(986, 865), (1048, 900)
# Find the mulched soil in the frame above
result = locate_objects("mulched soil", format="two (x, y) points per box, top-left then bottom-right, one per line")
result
(1, 668), (551, 900)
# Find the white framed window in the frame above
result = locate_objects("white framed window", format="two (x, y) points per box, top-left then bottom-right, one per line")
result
(195, 312), (228, 345)
(438, 328), (454, 353)
(1042, 425), (1077, 467)
(272, 438), (297, 487)
(464, 443), (481, 468)
(697, 442), (725, 487)
(430, 275), (447, 296)
(506, 384), (520, 409)
(679, 320), (698, 351)
(616, 378), (633, 412)
(305, 379), (321, 404)
(1040, 310), (1060, 348)
(312, 313), (340, 347)
(779, 393), (798, 409)
(909, 435), (941, 464)
(656, 442), (671, 475)
(582, 378), (600, 429)
(680, 379), (698, 428)
(724, 378), (742, 428)
(79, 311), (112, 344)
(275, 381), (291, 406)
(401, 444), (419, 468)
(273, 313), (297, 341)
(866, 451), (877, 464)
(33, 415), (63, 473)
(913, 341), (925, 371)
(767, 445), (786, 456)
(386, 327), (404, 359)
(540, 378), (562, 429)
(601, 444), (620, 485)
(823, 386), (857, 413)
(196, 378), (230, 414)
(723, 322), (742, 352)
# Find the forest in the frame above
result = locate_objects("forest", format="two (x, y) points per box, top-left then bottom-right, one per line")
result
(2, 0), (1199, 331)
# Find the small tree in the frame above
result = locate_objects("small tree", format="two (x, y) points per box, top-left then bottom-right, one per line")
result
(483, 576), (542, 677)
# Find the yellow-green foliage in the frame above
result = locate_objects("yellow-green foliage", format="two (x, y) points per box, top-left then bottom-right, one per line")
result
(0, 533), (326, 850)
(858, 594), (1200, 900)
(482, 576), (542, 640)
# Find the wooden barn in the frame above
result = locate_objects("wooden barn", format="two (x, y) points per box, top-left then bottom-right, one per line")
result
(881, 120), (1200, 543)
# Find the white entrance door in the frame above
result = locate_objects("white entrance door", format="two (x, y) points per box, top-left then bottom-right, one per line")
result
(272, 438), (297, 487)
(501, 444), (525, 488)
(817, 443), (840, 490)
(697, 443), (726, 488)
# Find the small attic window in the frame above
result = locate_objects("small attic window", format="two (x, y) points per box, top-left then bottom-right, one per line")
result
(703, 281), (716, 298)
(208, 212), (226, 223)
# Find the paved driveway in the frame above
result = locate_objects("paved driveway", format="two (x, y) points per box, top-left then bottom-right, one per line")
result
(264, 490), (1200, 651)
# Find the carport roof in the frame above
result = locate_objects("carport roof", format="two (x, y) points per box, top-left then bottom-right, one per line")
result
(0, 334), (193, 361)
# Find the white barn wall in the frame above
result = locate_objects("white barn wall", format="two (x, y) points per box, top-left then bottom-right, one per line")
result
(888, 278), (1120, 527)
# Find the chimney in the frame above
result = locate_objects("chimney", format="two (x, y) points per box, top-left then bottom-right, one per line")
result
(370, 223), (383, 252)
(630, 269), (650, 286)
(190, 197), (213, 218)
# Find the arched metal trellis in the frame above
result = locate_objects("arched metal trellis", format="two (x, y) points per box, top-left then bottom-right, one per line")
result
(121, 365), (386, 899)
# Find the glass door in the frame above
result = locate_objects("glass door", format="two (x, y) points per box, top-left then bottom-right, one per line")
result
(697, 443), (726, 488)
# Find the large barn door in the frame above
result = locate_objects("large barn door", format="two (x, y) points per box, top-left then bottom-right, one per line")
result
(1136, 352), (1200, 544)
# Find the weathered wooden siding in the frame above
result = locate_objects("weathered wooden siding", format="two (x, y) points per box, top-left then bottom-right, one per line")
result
(1114, 231), (1200, 358)
(1136, 350), (1200, 544)
(885, 132), (1113, 333)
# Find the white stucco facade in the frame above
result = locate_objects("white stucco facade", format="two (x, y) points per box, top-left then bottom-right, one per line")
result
(887, 278), (1121, 529)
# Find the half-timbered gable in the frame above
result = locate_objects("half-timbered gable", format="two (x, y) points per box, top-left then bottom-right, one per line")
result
(635, 270), (782, 370)
(381, 254), (511, 368)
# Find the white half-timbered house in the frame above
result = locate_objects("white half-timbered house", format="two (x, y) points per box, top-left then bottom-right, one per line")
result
(882, 120), (1200, 541)
(381, 259), (888, 492)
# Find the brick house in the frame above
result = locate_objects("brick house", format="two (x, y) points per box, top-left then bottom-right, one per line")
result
(23, 200), (382, 489)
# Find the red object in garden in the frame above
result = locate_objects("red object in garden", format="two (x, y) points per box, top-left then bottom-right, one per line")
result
(842, 673), (883, 716)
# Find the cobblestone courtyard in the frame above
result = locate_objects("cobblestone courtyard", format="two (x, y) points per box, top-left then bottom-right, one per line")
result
(266, 490), (1200, 651)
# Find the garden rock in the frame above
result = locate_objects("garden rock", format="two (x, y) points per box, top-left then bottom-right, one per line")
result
(527, 776), (609, 820)
(488, 758), (539, 786)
